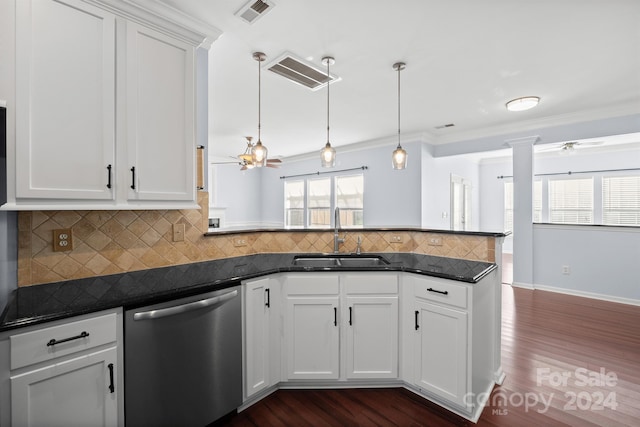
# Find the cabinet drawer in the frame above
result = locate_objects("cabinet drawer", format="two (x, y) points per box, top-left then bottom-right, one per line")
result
(415, 278), (467, 309)
(343, 274), (398, 294)
(10, 313), (117, 370)
(284, 274), (340, 295)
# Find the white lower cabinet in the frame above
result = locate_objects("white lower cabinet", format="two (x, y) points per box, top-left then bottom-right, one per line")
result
(243, 276), (281, 398)
(11, 347), (119, 427)
(283, 274), (340, 380)
(344, 274), (398, 379)
(281, 273), (399, 381)
(1, 308), (124, 427)
(413, 300), (468, 408)
(242, 270), (500, 423)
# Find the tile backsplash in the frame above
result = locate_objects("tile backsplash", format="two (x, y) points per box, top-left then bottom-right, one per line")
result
(17, 192), (496, 286)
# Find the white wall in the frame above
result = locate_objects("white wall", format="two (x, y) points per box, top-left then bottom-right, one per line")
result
(478, 144), (640, 303)
(533, 225), (640, 303)
(212, 141), (425, 228)
(421, 151), (481, 230)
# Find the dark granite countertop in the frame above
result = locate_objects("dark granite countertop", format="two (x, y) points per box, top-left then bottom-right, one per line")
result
(0, 252), (497, 332)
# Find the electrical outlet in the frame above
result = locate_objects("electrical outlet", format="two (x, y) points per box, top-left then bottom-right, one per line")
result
(172, 224), (185, 242)
(53, 228), (73, 252)
(388, 235), (403, 244)
(234, 238), (248, 247)
(428, 236), (443, 246)
(562, 265), (571, 275)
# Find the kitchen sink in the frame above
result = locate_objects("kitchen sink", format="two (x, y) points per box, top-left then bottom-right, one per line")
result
(293, 255), (390, 268)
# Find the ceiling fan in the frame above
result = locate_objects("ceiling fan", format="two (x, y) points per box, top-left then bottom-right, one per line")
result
(537, 140), (604, 154)
(212, 137), (282, 170)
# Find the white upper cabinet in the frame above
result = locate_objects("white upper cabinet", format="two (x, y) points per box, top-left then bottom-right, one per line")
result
(15, 0), (116, 201)
(6, 0), (216, 210)
(124, 22), (195, 202)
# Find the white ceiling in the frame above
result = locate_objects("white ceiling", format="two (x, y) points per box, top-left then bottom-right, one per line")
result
(156, 0), (640, 161)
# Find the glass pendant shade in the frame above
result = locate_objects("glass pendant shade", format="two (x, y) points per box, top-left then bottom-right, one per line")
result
(392, 144), (407, 169)
(252, 140), (268, 167)
(320, 142), (336, 167)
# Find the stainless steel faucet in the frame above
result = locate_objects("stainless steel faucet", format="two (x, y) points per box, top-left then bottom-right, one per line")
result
(334, 207), (346, 253)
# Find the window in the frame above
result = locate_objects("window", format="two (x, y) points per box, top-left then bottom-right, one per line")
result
(603, 176), (640, 226)
(284, 180), (305, 228)
(308, 178), (331, 228)
(533, 180), (543, 222)
(503, 180), (542, 232)
(504, 182), (513, 233)
(549, 178), (593, 224)
(335, 175), (364, 227)
(284, 174), (364, 228)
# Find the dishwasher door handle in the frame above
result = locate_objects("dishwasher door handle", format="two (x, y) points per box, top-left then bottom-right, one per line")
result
(133, 289), (238, 321)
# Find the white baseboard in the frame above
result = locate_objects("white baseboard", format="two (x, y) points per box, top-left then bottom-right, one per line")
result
(509, 282), (639, 306)
(532, 284), (640, 306)
(511, 281), (534, 289)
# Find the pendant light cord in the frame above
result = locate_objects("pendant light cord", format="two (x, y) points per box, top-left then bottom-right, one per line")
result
(258, 56), (262, 143)
(326, 59), (330, 144)
(397, 64), (401, 147)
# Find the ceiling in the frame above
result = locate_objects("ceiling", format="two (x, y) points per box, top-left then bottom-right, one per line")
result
(156, 0), (640, 161)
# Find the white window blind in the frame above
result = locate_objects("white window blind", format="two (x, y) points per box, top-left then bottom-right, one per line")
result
(603, 175), (640, 226)
(335, 174), (364, 228)
(308, 178), (331, 228)
(284, 180), (305, 228)
(533, 180), (543, 223)
(504, 182), (513, 233)
(549, 178), (593, 224)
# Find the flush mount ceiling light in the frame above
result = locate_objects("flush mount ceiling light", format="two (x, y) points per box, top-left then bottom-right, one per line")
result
(251, 52), (268, 167)
(392, 62), (407, 170)
(506, 96), (540, 112)
(320, 56), (336, 168)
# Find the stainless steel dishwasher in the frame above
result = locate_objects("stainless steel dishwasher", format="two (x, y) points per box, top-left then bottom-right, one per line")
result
(124, 285), (242, 427)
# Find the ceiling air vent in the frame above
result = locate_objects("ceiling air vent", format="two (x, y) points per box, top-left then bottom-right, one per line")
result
(235, 0), (274, 24)
(266, 53), (340, 91)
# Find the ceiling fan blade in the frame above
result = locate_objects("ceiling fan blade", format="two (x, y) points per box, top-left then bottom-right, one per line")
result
(578, 141), (604, 147)
(267, 158), (282, 163)
(266, 163), (280, 169)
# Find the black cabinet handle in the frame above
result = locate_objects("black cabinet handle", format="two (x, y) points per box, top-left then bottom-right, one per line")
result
(46, 331), (89, 347)
(107, 363), (115, 393)
(130, 166), (136, 190)
(265, 288), (270, 308)
(427, 287), (448, 295)
(106, 164), (112, 189)
(334, 307), (337, 326)
(349, 307), (352, 325)
(415, 311), (420, 330)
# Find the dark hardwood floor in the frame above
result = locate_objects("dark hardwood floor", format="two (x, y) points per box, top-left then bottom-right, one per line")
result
(221, 281), (640, 426)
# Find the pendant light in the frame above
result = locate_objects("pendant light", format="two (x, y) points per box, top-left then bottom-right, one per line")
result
(392, 62), (408, 170)
(320, 56), (336, 168)
(251, 52), (268, 167)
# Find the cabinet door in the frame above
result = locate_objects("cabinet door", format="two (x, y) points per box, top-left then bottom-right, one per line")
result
(414, 300), (469, 409)
(285, 297), (339, 380)
(345, 296), (398, 379)
(11, 346), (118, 427)
(244, 278), (271, 398)
(15, 0), (116, 200)
(125, 22), (195, 202)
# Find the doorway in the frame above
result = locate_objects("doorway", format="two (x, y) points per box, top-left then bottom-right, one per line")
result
(450, 174), (472, 231)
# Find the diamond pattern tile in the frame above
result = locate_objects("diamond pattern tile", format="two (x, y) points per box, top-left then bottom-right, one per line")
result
(17, 191), (498, 287)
